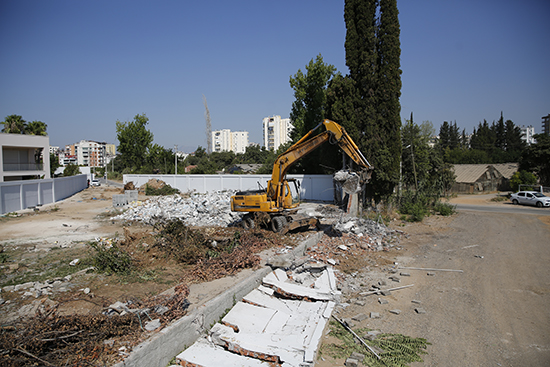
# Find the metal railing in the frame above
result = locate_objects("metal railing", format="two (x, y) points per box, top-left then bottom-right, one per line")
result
(3, 163), (44, 171)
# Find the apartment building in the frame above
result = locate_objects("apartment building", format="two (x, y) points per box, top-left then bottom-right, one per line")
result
(262, 115), (293, 151)
(65, 140), (107, 167)
(542, 114), (550, 136)
(212, 130), (249, 154)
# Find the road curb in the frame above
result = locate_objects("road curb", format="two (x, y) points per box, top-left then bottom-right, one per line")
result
(113, 231), (323, 367)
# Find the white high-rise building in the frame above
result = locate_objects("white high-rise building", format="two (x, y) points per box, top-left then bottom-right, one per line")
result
(519, 125), (536, 145)
(262, 115), (293, 151)
(211, 130), (249, 154)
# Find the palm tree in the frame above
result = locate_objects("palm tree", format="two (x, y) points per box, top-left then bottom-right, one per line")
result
(1, 115), (27, 134)
(26, 120), (48, 135)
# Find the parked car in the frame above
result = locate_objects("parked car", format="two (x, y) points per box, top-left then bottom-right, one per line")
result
(510, 191), (550, 207)
(91, 179), (101, 187)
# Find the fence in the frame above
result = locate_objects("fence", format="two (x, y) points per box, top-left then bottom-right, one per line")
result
(518, 184), (550, 194)
(0, 174), (88, 215)
(123, 174), (336, 202)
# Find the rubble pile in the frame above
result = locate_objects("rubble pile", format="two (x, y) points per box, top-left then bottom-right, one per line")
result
(307, 218), (401, 267)
(111, 191), (241, 226)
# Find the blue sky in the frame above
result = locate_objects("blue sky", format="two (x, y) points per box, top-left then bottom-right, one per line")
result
(1, 0), (549, 152)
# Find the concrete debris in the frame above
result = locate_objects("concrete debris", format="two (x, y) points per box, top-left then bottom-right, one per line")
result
(145, 319), (161, 331)
(333, 170), (361, 195)
(177, 267), (338, 366)
(110, 191), (242, 226)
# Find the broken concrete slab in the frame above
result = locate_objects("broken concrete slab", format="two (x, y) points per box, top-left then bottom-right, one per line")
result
(177, 338), (273, 366)
(262, 268), (340, 302)
(178, 260), (336, 367)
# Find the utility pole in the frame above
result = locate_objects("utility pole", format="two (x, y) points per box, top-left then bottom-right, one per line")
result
(174, 144), (178, 174)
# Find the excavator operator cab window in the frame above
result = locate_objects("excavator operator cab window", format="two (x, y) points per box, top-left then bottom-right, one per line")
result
(286, 179), (301, 205)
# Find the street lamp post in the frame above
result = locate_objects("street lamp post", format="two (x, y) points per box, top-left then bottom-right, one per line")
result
(405, 144), (417, 191)
(174, 144), (178, 175)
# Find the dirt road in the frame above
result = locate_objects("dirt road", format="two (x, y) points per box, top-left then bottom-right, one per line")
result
(320, 207), (550, 366)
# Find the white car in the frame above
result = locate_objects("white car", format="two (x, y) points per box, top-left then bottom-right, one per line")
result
(510, 191), (550, 208)
(91, 179), (101, 187)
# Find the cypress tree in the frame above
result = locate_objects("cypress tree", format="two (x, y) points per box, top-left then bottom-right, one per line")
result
(335, 0), (402, 200)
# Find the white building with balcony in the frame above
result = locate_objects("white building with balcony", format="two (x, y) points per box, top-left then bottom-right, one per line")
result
(262, 115), (293, 151)
(0, 133), (50, 182)
(70, 140), (107, 167)
(212, 130), (249, 154)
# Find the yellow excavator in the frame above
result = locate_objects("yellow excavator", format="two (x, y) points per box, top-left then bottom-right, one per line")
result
(230, 119), (373, 233)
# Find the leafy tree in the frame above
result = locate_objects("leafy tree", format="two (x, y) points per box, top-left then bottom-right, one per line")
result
(1, 115), (26, 134)
(26, 120), (48, 136)
(144, 143), (174, 174)
(520, 133), (550, 186)
(288, 54), (337, 174)
(510, 170), (538, 192)
(49, 153), (61, 177)
(235, 145), (271, 164)
(116, 114), (154, 172)
(63, 163), (81, 177)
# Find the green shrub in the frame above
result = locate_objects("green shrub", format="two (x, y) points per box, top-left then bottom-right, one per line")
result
(88, 242), (134, 275)
(145, 183), (179, 196)
(434, 201), (456, 216)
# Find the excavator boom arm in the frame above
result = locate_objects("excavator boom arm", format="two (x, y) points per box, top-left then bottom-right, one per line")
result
(267, 119), (372, 203)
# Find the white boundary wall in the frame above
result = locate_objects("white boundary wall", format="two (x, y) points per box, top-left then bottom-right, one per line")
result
(0, 174), (87, 214)
(124, 174), (335, 202)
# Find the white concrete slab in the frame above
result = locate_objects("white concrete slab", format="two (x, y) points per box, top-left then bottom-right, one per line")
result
(210, 290), (335, 366)
(176, 337), (272, 366)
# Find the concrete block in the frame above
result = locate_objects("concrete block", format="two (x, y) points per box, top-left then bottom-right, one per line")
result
(370, 312), (380, 319)
(378, 298), (389, 305)
(112, 194), (128, 208)
(389, 309), (401, 315)
(125, 190), (138, 202)
(345, 357), (359, 367)
(415, 307), (427, 314)
(352, 313), (368, 321)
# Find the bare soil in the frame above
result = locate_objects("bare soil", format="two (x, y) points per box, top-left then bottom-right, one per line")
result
(317, 198), (550, 367)
(2, 188), (549, 366)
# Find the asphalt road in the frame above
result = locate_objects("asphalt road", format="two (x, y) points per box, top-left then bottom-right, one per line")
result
(456, 203), (550, 216)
